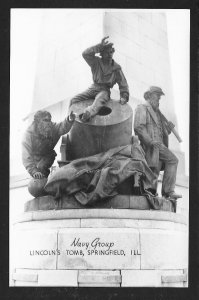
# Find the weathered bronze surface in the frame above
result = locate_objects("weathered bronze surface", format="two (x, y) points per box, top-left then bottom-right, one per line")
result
(24, 195), (175, 212)
(61, 99), (133, 161)
(134, 86), (182, 200)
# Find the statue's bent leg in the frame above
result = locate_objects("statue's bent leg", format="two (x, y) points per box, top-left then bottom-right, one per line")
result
(69, 87), (98, 107)
(82, 90), (110, 122)
(158, 145), (179, 197)
(37, 151), (57, 177)
(150, 161), (162, 194)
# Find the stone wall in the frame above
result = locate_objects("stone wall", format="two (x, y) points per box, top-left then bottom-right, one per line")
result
(103, 11), (179, 151)
(32, 10), (104, 114)
(11, 209), (188, 287)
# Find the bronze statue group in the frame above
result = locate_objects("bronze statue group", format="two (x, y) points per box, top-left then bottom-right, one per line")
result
(22, 37), (182, 207)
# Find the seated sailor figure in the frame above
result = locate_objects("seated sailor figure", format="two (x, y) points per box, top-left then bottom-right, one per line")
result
(69, 36), (129, 122)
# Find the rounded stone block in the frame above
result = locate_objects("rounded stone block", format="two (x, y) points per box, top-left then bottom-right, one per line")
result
(64, 99), (133, 160)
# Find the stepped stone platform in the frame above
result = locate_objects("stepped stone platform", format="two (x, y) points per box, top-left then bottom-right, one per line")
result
(12, 208), (188, 287)
(24, 194), (176, 212)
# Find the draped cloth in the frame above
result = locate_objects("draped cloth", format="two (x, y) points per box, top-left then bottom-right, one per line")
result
(45, 143), (160, 208)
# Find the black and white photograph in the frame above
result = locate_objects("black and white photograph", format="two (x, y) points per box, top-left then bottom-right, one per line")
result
(9, 8), (190, 289)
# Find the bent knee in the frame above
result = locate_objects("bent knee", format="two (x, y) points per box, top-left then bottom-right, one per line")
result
(171, 153), (178, 165)
(95, 90), (110, 102)
(69, 97), (79, 106)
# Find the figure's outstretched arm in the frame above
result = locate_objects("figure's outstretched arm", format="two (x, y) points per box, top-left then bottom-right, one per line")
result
(53, 111), (76, 137)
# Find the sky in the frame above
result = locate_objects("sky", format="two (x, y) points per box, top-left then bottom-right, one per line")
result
(10, 9), (190, 176)
(166, 10), (190, 172)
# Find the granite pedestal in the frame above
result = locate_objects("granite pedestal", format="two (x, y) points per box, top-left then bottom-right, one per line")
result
(11, 206), (188, 287)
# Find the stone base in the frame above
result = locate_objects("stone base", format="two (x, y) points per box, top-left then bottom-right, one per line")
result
(12, 268), (188, 287)
(11, 209), (188, 287)
(24, 195), (175, 212)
